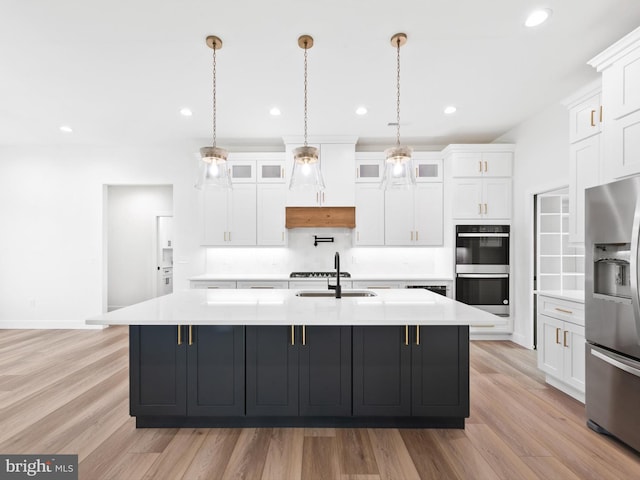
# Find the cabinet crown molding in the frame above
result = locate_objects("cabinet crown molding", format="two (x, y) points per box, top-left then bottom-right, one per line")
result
(588, 26), (640, 71)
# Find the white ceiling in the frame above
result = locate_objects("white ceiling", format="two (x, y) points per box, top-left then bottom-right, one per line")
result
(2, 0), (640, 149)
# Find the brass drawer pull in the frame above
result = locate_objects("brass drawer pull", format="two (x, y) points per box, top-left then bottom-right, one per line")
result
(189, 325), (193, 346)
(291, 325), (295, 345)
(177, 325), (182, 345)
(563, 330), (569, 348)
(302, 325), (306, 346)
(416, 326), (420, 346)
(555, 327), (561, 345)
(405, 325), (409, 346)
(555, 307), (573, 315)
(590, 109), (596, 127)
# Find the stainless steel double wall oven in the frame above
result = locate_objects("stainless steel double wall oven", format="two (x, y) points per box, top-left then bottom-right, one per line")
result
(455, 225), (510, 316)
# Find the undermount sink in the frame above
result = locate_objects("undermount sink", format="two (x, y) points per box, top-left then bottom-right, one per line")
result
(295, 290), (378, 298)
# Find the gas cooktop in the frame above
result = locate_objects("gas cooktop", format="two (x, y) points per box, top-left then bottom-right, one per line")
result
(290, 271), (351, 278)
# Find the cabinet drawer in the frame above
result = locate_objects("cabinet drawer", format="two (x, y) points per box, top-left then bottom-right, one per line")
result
(190, 280), (237, 289)
(237, 281), (288, 289)
(538, 295), (584, 326)
(352, 280), (405, 289)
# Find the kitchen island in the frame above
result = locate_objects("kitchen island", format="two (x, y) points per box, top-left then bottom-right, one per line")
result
(87, 289), (496, 429)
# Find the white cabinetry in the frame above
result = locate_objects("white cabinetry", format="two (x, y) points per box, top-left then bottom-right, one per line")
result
(158, 216), (173, 249)
(451, 178), (511, 220)
(236, 281), (289, 289)
(354, 184), (384, 246)
(537, 295), (585, 402)
(257, 184), (287, 246)
(589, 27), (640, 180)
(384, 184), (443, 246)
(202, 153), (287, 247)
(285, 139), (356, 206)
(563, 81), (602, 244)
(203, 184), (257, 246)
(190, 280), (237, 289)
(445, 145), (513, 221)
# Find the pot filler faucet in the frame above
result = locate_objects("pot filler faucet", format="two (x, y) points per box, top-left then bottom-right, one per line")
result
(328, 252), (342, 299)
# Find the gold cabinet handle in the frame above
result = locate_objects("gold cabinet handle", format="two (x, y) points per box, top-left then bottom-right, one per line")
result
(590, 109), (596, 127)
(322, 192), (325, 203)
(479, 160), (482, 173)
(411, 231), (414, 241)
(177, 325), (182, 345)
(484, 161), (488, 173)
(479, 203), (482, 215)
(223, 232), (226, 242)
(415, 166), (419, 177)
(555, 307), (573, 315)
(356, 167), (359, 178)
(599, 105), (603, 123)
(405, 325), (409, 346)
(302, 325), (306, 346)
(484, 203), (488, 215)
(228, 231), (231, 242)
(415, 231), (419, 241)
(291, 325), (295, 345)
(188, 325), (193, 346)
(563, 330), (569, 348)
(316, 192), (319, 204)
(555, 327), (561, 345)
(416, 326), (420, 346)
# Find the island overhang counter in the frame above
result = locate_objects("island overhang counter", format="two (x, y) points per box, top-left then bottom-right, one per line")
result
(87, 289), (497, 429)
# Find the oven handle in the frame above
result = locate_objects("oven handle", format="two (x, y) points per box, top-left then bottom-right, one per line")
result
(457, 233), (509, 238)
(457, 273), (509, 278)
(591, 347), (640, 379)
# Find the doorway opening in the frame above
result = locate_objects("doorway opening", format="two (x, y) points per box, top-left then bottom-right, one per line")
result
(105, 185), (173, 312)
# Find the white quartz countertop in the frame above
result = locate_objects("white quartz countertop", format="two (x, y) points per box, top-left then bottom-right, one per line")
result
(87, 289), (495, 327)
(189, 273), (453, 282)
(535, 290), (585, 303)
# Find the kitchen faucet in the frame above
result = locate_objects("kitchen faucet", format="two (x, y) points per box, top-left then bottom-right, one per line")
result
(328, 252), (342, 298)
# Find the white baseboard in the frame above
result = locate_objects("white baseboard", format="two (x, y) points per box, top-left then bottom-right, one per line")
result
(0, 320), (106, 330)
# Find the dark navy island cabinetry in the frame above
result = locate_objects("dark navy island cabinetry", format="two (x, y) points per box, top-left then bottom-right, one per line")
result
(130, 324), (469, 428)
(129, 325), (245, 422)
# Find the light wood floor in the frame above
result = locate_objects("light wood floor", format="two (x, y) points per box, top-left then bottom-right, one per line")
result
(1, 327), (639, 479)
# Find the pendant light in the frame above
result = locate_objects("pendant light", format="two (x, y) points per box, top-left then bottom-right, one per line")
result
(196, 35), (232, 190)
(381, 33), (415, 189)
(289, 35), (325, 191)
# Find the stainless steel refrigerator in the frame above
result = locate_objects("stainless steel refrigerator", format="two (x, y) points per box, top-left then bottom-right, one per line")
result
(585, 176), (640, 452)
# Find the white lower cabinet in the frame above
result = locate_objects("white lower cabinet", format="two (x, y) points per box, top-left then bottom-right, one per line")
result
(190, 280), (237, 289)
(237, 281), (289, 289)
(537, 295), (585, 402)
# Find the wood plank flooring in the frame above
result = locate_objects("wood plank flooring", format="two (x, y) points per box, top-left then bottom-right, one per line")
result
(1, 327), (639, 479)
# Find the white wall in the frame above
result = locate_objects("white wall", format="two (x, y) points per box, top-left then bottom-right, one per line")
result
(107, 185), (172, 310)
(495, 102), (571, 348)
(0, 145), (205, 328)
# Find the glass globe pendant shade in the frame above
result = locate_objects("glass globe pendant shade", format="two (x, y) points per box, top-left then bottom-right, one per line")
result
(196, 146), (232, 189)
(381, 145), (415, 189)
(289, 145), (325, 190)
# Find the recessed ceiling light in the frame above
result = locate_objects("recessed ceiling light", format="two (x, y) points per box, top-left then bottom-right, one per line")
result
(180, 108), (193, 116)
(59, 125), (73, 133)
(444, 106), (457, 115)
(525, 8), (552, 27)
(355, 106), (368, 116)
(269, 107), (281, 116)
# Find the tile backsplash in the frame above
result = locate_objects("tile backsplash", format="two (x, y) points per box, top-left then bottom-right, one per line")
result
(205, 228), (453, 276)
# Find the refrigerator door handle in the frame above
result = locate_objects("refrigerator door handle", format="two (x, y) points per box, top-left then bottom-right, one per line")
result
(630, 195), (640, 344)
(591, 347), (640, 379)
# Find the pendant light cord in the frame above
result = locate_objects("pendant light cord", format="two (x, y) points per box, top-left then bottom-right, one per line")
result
(303, 41), (309, 147)
(212, 43), (217, 148)
(396, 38), (401, 147)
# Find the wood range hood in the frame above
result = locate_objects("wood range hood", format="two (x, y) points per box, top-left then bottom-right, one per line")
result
(285, 207), (356, 229)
